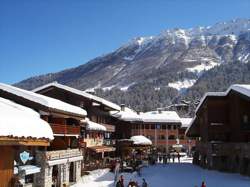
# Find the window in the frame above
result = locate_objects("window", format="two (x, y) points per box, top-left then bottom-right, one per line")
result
(151, 124), (155, 129)
(243, 115), (249, 124)
(242, 114), (250, 130)
(168, 135), (176, 140)
(158, 135), (165, 140)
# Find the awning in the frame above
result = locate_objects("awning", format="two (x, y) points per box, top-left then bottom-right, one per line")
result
(88, 146), (116, 153)
(47, 156), (83, 166)
(172, 144), (183, 148)
(68, 156), (83, 162)
(47, 158), (68, 166)
(18, 165), (41, 175)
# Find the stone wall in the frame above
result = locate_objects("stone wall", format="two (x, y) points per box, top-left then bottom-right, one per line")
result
(34, 149), (83, 187)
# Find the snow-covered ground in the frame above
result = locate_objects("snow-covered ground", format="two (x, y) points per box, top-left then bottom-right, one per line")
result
(73, 157), (250, 187)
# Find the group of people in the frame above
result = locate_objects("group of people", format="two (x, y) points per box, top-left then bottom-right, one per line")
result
(116, 175), (148, 187)
(156, 152), (181, 164)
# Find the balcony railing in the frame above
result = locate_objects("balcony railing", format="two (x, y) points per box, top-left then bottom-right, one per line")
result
(101, 123), (115, 132)
(50, 123), (80, 135)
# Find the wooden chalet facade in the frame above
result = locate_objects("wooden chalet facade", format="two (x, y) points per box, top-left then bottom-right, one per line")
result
(0, 83), (86, 187)
(111, 107), (194, 153)
(33, 82), (117, 170)
(186, 84), (250, 176)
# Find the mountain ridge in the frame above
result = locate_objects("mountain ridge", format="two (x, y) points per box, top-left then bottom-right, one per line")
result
(15, 18), (250, 112)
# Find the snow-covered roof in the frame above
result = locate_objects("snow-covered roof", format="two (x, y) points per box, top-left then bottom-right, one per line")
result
(111, 108), (181, 124)
(33, 82), (121, 111)
(0, 83), (87, 117)
(180, 118), (193, 128)
(0, 97), (54, 140)
(110, 107), (142, 122)
(196, 84), (250, 113)
(130, 135), (152, 145)
(82, 118), (106, 131)
(140, 111), (181, 123)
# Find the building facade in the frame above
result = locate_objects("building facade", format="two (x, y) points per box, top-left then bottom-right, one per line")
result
(186, 84), (250, 176)
(0, 83), (86, 187)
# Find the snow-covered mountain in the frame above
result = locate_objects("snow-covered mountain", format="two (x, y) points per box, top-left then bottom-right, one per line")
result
(16, 18), (250, 93)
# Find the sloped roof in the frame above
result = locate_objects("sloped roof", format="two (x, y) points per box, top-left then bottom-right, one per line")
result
(81, 118), (106, 131)
(0, 83), (86, 117)
(130, 135), (152, 145)
(141, 111), (181, 123)
(111, 108), (181, 124)
(196, 84), (250, 113)
(180, 118), (193, 128)
(0, 97), (54, 140)
(33, 82), (121, 111)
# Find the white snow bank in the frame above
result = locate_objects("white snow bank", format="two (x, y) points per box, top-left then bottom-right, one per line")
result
(168, 79), (196, 91)
(130, 135), (152, 145)
(33, 82), (121, 111)
(82, 118), (106, 131)
(0, 83), (86, 116)
(0, 97), (54, 140)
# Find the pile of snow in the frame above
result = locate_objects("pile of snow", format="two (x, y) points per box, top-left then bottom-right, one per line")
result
(83, 118), (106, 131)
(168, 79), (197, 91)
(33, 82), (121, 111)
(130, 135), (152, 145)
(141, 111), (181, 123)
(0, 83), (86, 116)
(0, 97), (54, 140)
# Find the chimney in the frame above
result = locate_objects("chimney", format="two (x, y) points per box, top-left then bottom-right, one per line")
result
(120, 104), (125, 111)
(157, 108), (162, 114)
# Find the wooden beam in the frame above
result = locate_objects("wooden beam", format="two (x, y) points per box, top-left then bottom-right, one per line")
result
(0, 137), (50, 146)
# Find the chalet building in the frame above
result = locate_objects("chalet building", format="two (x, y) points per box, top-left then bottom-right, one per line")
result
(0, 97), (53, 187)
(186, 84), (250, 176)
(33, 82), (117, 168)
(0, 83), (86, 187)
(111, 107), (193, 153)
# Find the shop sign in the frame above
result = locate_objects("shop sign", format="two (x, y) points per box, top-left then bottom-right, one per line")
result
(20, 151), (33, 164)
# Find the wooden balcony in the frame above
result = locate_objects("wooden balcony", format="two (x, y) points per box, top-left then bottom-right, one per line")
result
(101, 123), (115, 132)
(50, 123), (80, 135)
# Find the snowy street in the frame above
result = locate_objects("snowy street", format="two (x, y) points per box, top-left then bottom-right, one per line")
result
(72, 158), (250, 187)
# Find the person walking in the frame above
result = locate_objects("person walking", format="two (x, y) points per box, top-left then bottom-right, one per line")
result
(172, 153), (175, 163)
(201, 181), (206, 187)
(177, 152), (181, 163)
(167, 153), (171, 163)
(142, 178), (148, 187)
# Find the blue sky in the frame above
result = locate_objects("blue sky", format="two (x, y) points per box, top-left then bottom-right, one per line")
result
(1, 0), (250, 84)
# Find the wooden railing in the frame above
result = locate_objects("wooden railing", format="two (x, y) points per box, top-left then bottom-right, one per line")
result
(101, 123), (115, 132)
(50, 123), (80, 135)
